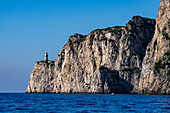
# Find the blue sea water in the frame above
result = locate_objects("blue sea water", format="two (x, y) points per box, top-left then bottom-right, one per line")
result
(0, 93), (169, 113)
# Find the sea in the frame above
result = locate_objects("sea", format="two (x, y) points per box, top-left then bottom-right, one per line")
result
(0, 93), (169, 113)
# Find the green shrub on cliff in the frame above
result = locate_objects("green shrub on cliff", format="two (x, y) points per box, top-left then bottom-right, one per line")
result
(120, 67), (141, 73)
(100, 37), (107, 41)
(154, 51), (170, 76)
(162, 31), (170, 40)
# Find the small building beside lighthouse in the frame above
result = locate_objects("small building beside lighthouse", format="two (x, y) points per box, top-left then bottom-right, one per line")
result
(44, 52), (48, 62)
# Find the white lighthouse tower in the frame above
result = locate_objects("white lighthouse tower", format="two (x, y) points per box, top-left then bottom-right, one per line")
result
(44, 52), (48, 62)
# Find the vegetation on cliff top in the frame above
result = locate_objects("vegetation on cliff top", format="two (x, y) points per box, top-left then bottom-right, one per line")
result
(89, 26), (124, 35)
(68, 33), (87, 45)
(132, 16), (156, 22)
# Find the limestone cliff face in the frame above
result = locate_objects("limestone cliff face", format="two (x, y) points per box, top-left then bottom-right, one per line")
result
(52, 16), (155, 94)
(26, 61), (55, 93)
(139, 0), (170, 94)
(26, 0), (169, 94)
(26, 16), (155, 93)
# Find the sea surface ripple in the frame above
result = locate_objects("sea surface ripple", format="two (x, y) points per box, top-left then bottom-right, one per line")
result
(0, 93), (169, 112)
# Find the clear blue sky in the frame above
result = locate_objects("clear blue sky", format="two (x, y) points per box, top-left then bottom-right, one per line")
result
(0, 0), (160, 92)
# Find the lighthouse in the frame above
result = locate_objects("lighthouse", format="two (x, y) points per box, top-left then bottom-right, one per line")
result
(44, 52), (48, 62)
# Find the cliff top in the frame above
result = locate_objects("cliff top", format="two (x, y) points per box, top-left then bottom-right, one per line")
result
(65, 16), (155, 46)
(36, 60), (54, 64)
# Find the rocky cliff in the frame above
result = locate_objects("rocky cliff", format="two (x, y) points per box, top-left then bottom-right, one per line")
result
(26, 61), (55, 93)
(139, 0), (170, 94)
(26, 0), (170, 94)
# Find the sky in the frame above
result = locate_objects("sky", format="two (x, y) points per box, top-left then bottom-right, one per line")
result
(0, 0), (161, 92)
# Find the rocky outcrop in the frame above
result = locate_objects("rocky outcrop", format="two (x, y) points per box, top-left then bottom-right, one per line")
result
(26, 61), (55, 93)
(26, 0), (169, 94)
(139, 0), (170, 94)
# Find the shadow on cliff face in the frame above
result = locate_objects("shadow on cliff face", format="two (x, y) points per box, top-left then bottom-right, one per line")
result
(99, 66), (134, 94)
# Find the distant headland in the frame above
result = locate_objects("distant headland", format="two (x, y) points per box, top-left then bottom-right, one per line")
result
(26, 0), (170, 95)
